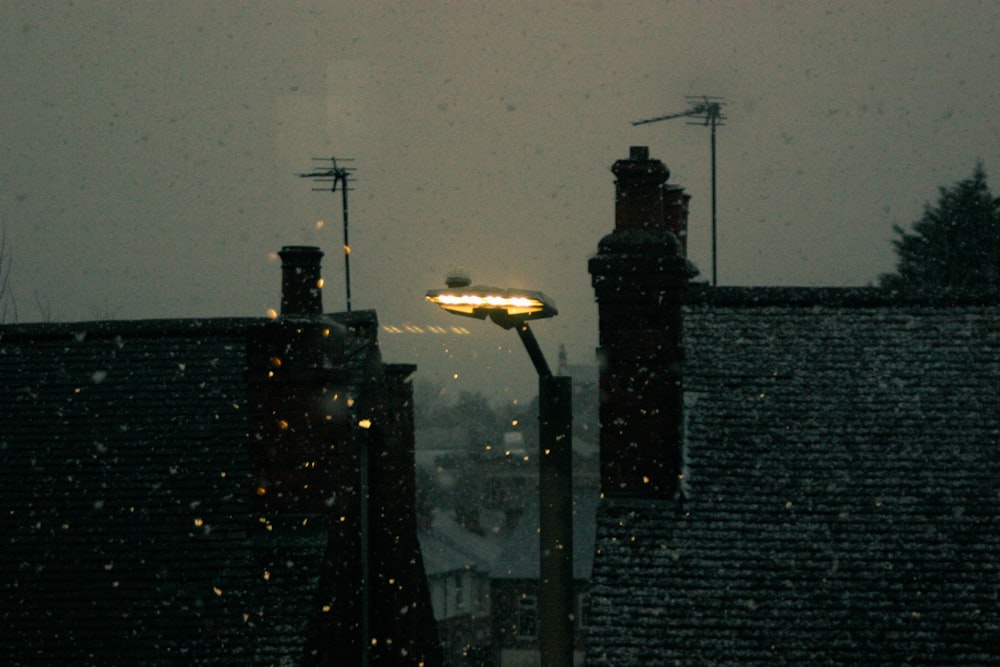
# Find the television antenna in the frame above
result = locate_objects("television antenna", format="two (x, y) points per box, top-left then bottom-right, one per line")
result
(633, 96), (726, 286)
(299, 155), (356, 311)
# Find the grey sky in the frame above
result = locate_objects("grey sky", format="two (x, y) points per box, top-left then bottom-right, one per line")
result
(2, 1), (997, 402)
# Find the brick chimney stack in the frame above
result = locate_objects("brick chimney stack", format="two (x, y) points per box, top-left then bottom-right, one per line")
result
(589, 147), (689, 499)
(249, 246), (346, 515)
(280, 245), (324, 316)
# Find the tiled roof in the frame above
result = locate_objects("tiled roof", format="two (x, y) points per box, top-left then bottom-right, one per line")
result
(587, 288), (1000, 666)
(0, 318), (267, 664)
(0, 316), (387, 665)
(419, 511), (501, 577)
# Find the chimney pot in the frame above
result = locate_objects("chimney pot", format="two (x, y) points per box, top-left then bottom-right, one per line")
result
(611, 147), (670, 229)
(279, 246), (324, 316)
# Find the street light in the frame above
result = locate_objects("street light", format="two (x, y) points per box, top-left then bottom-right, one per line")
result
(426, 274), (575, 667)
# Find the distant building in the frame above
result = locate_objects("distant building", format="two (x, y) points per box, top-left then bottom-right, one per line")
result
(420, 511), (498, 666)
(491, 490), (599, 667)
(0, 246), (442, 665)
(415, 370), (601, 667)
(586, 148), (1000, 665)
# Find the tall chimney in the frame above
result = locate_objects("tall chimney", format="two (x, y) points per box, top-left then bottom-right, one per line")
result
(589, 147), (688, 499)
(280, 245), (324, 316)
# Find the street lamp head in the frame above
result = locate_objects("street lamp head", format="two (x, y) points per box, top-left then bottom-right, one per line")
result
(425, 282), (558, 329)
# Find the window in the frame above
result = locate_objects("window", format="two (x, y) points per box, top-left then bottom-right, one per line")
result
(516, 593), (538, 640)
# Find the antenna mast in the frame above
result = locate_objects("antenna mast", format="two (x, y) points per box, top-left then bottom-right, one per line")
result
(633, 96), (726, 286)
(299, 156), (356, 311)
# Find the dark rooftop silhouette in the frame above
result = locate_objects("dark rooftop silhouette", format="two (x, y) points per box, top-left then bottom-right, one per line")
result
(0, 247), (442, 666)
(586, 148), (1000, 665)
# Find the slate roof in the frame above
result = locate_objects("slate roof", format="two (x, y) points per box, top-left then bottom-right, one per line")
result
(0, 312), (440, 666)
(419, 510), (501, 577)
(586, 287), (1000, 666)
(0, 318), (269, 664)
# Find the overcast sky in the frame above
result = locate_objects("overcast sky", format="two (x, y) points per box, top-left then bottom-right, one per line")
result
(3, 1), (998, 403)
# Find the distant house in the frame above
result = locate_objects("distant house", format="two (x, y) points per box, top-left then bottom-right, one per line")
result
(420, 511), (498, 666)
(0, 246), (442, 666)
(491, 490), (599, 667)
(586, 148), (1000, 665)
(416, 397), (602, 667)
(418, 494), (600, 667)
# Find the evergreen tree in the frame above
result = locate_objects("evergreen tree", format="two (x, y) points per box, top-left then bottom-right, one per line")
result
(880, 164), (1000, 289)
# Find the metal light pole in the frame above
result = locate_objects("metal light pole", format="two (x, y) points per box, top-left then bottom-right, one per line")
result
(426, 277), (574, 667)
(517, 324), (574, 667)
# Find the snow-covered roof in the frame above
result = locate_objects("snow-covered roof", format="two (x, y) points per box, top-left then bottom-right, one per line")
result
(419, 510), (503, 576)
(587, 287), (1000, 665)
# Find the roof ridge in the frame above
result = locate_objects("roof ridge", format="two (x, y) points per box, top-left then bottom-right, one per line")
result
(0, 316), (269, 341)
(687, 284), (1000, 307)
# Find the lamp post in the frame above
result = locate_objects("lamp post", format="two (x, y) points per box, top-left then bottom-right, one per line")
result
(426, 275), (574, 667)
